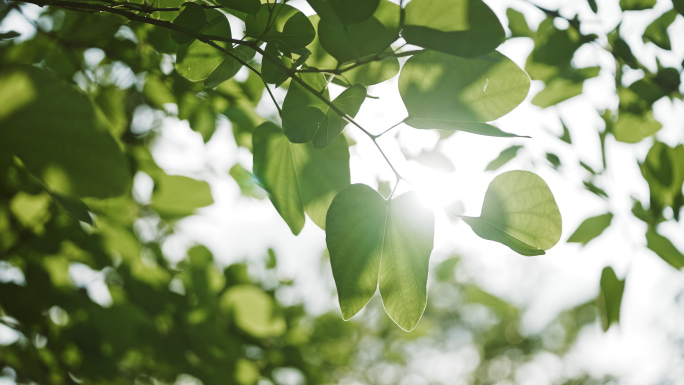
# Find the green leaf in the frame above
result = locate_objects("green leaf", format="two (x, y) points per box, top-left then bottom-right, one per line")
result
(245, 4), (315, 49)
(325, 0), (380, 24)
(597, 266), (625, 332)
(567, 213), (613, 246)
(170, 2), (206, 45)
(316, 0), (399, 63)
(403, 0), (505, 57)
(559, 118), (572, 144)
(399, 50), (530, 135)
(613, 111), (662, 143)
(462, 171), (562, 256)
(675, 0), (684, 15)
(620, 0), (656, 11)
(588, 0), (598, 13)
(643, 9), (677, 50)
(261, 41), (293, 85)
(312, 83), (366, 149)
(546, 153), (561, 169)
(229, 164), (267, 199)
(0, 66), (130, 198)
(506, 8), (532, 38)
(50, 192), (94, 226)
(252, 122), (350, 234)
(175, 8), (232, 82)
(204, 46), (256, 88)
(281, 72), (330, 143)
(641, 142), (684, 209)
(485, 145), (522, 171)
(215, 0), (260, 15)
(532, 77), (584, 108)
(647, 227), (684, 270)
(341, 55), (400, 86)
(326, 184), (387, 320)
(0, 31), (20, 40)
(150, 173), (214, 218)
(379, 192), (434, 331)
(220, 285), (286, 337)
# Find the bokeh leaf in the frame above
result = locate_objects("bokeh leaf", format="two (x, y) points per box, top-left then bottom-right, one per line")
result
(597, 266), (625, 331)
(646, 227), (684, 270)
(462, 171), (562, 256)
(567, 213), (613, 246)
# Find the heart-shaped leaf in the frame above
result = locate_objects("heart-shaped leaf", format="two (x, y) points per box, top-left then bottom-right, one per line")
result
(462, 170), (562, 256)
(399, 50), (530, 136)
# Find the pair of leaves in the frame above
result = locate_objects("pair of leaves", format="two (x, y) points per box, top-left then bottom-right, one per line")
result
(252, 122), (350, 235)
(282, 73), (366, 148)
(326, 184), (434, 331)
(462, 171), (562, 256)
(402, 0), (505, 57)
(0, 66), (130, 198)
(399, 50), (530, 138)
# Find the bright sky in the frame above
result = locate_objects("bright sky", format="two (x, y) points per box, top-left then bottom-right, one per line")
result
(2, 0), (684, 383)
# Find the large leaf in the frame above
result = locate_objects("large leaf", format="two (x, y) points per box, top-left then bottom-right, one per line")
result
(597, 266), (625, 331)
(245, 4), (315, 49)
(315, 0), (399, 63)
(646, 227), (684, 270)
(403, 0), (505, 57)
(399, 50), (530, 136)
(170, 2), (206, 45)
(462, 171), (562, 256)
(281, 72), (330, 143)
(0, 66), (130, 198)
(567, 213), (613, 246)
(252, 122), (350, 234)
(326, 184), (387, 319)
(174, 7), (233, 82)
(312, 83), (367, 149)
(379, 192), (434, 331)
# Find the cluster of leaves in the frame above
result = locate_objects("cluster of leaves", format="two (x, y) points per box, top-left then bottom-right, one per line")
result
(0, 0), (568, 331)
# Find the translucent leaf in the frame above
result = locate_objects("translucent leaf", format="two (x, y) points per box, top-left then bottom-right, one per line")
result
(150, 173), (214, 218)
(399, 50), (530, 135)
(312, 83), (367, 149)
(220, 285), (286, 337)
(379, 192), (434, 331)
(462, 171), (562, 256)
(281, 72), (330, 143)
(646, 227), (684, 270)
(485, 145), (522, 171)
(597, 267), (625, 331)
(245, 4), (315, 49)
(567, 213), (613, 246)
(0, 66), (130, 198)
(326, 184), (387, 319)
(252, 122), (350, 234)
(175, 7), (232, 82)
(643, 9), (677, 50)
(215, 0), (260, 15)
(403, 0), (505, 57)
(315, 0), (399, 63)
(532, 78), (584, 108)
(204, 46), (256, 88)
(613, 111), (662, 143)
(506, 8), (532, 38)
(342, 55), (400, 86)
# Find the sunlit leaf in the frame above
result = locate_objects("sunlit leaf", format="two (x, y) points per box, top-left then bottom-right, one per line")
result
(612, 111), (662, 143)
(312, 83), (366, 149)
(205, 46), (256, 88)
(567, 213), (613, 246)
(0, 66), (130, 198)
(379, 192), (434, 331)
(646, 227), (684, 270)
(403, 0), (505, 57)
(253, 122), (350, 234)
(326, 184), (387, 320)
(506, 8), (532, 38)
(399, 50), (530, 136)
(281, 72), (330, 143)
(220, 285), (286, 337)
(170, 2), (206, 45)
(150, 173), (214, 218)
(597, 266), (625, 331)
(462, 171), (562, 256)
(175, 7), (232, 81)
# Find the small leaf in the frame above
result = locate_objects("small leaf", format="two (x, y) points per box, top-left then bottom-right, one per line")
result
(229, 164), (267, 199)
(215, 0), (260, 15)
(532, 77), (584, 108)
(0, 31), (20, 40)
(643, 9), (677, 50)
(341, 55), (400, 86)
(403, 0), (505, 57)
(400, 50), (530, 134)
(462, 171), (562, 256)
(506, 8), (532, 38)
(588, 0), (598, 13)
(245, 4), (315, 49)
(567, 213), (613, 246)
(204, 46), (256, 88)
(485, 145), (522, 171)
(646, 227), (684, 270)
(252, 122), (350, 234)
(326, 184), (387, 319)
(597, 266), (625, 331)
(281, 72), (330, 143)
(613, 111), (662, 143)
(50, 193), (94, 226)
(312, 83), (366, 149)
(150, 173), (214, 218)
(619, 0), (656, 11)
(379, 192), (434, 331)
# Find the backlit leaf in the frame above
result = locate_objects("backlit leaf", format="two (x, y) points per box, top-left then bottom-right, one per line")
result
(150, 173), (214, 219)
(462, 171), (562, 256)
(485, 145), (522, 171)
(597, 267), (625, 331)
(613, 111), (661, 143)
(399, 50), (530, 136)
(403, 0), (505, 57)
(646, 227), (684, 270)
(245, 4), (315, 49)
(312, 83), (367, 149)
(567, 213), (613, 246)
(281, 72), (330, 143)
